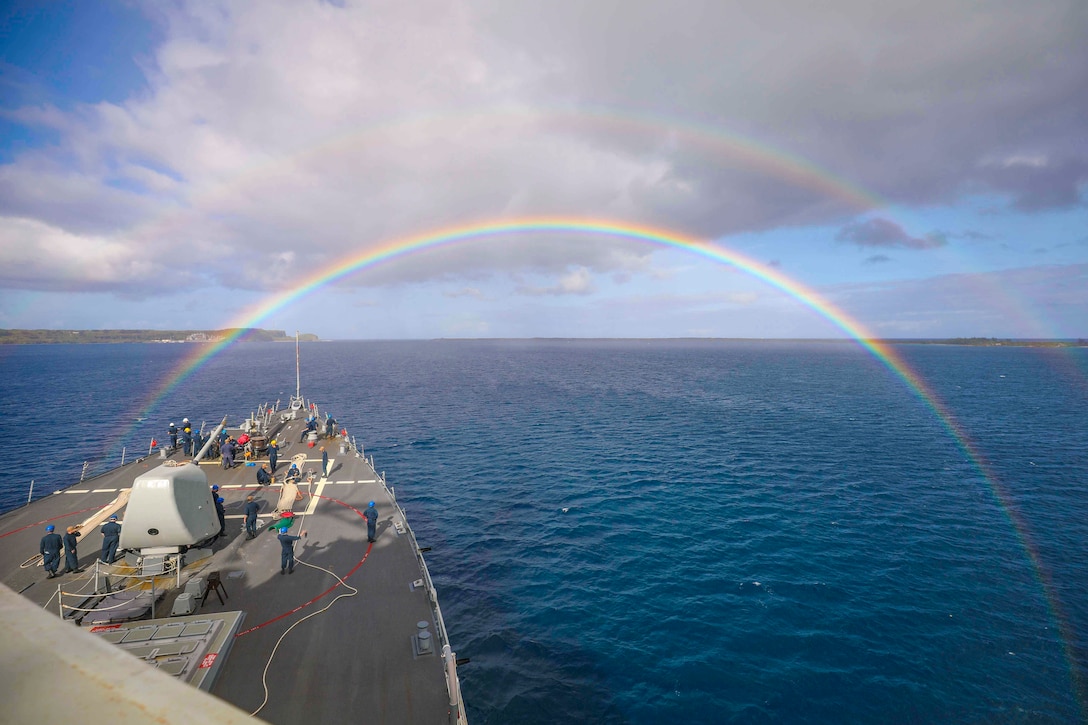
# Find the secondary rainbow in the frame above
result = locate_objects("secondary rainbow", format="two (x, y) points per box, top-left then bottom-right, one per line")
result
(118, 217), (1078, 706)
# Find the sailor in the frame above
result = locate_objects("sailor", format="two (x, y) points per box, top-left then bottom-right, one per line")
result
(168, 422), (178, 449)
(256, 463), (273, 486)
(244, 496), (260, 539)
(324, 414), (336, 439)
(215, 496), (226, 537)
(181, 426), (193, 455)
(100, 515), (121, 564)
(40, 525), (63, 578)
(221, 438), (235, 469)
(277, 526), (307, 574)
(267, 439), (279, 472)
(62, 525), (84, 574)
(320, 446), (329, 479)
(364, 500), (378, 543)
(285, 463), (301, 483)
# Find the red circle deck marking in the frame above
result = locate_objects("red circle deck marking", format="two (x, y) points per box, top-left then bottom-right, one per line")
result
(234, 493), (373, 637)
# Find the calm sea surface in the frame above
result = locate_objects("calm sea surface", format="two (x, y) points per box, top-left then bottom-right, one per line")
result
(1, 340), (1086, 723)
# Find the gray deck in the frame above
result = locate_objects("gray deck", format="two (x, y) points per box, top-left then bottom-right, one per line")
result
(0, 411), (461, 724)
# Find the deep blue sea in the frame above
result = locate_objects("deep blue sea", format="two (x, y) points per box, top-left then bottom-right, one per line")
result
(2, 340), (1086, 723)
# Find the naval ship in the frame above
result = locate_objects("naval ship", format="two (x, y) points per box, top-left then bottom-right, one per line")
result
(0, 353), (467, 724)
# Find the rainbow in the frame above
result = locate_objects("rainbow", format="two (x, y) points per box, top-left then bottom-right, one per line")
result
(112, 217), (1079, 706)
(127, 107), (908, 257)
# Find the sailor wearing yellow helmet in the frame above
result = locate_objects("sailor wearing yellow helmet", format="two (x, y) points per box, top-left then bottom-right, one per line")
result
(267, 438), (279, 473)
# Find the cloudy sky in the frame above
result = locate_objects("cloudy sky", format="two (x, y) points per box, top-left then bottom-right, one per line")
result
(1, 0), (1086, 339)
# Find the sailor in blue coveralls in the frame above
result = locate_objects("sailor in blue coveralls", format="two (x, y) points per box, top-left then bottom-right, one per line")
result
(267, 439), (279, 472)
(100, 515), (121, 563)
(277, 527), (307, 574)
(40, 524), (63, 578)
(364, 500), (378, 543)
(168, 422), (178, 449)
(221, 438), (235, 468)
(62, 526), (84, 573)
(320, 446), (329, 478)
(244, 496), (260, 539)
(215, 496), (226, 537)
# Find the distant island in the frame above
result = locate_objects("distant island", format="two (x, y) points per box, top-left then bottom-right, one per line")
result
(883, 337), (1086, 348)
(0, 331), (1083, 346)
(0, 328), (319, 344)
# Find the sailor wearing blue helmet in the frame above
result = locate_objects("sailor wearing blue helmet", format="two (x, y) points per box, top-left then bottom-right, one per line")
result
(364, 500), (378, 543)
(214, 496), (226, 537)
(100, 515), (121, 564)
(40, 524), (63, 578)
(277, 526), (307, 575)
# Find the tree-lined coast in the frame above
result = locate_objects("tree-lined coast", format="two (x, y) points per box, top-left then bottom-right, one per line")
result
(0, 329), (318, 344)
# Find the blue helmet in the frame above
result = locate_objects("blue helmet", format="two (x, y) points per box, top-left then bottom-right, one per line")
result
(280, 527), (289, 534)
(368, 501), (375, 508)
(211, 485), (219, 492)
(217, 497), (224, 503)
(45, 524), (55, 532)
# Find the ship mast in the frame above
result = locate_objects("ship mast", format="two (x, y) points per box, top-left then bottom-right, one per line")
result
(289, 330), (304, 412)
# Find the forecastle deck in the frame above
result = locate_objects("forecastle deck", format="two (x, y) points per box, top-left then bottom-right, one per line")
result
(0, 405), (464, 724)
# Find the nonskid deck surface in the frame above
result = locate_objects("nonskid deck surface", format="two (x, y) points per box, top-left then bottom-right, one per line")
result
(0, 415), (454, 724)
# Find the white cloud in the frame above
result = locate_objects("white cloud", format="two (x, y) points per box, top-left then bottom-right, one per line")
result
(0, 0), (1084, 337)
(516, 267), (596, 296)
(0, 216), (185, 291)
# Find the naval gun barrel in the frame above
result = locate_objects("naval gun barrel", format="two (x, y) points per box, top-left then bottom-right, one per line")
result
(192, 417), (228, 464)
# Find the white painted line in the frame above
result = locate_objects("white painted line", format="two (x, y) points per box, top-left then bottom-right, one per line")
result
(304, 480), (327, 516)
(92, 489), (117, 493)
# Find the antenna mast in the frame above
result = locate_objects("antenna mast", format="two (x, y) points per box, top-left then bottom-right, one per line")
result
(289, 330), (305, 412)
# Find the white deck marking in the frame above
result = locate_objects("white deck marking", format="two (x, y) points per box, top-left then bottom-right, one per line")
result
(92, 489), (117, 493)
(304, 479), (327, 516)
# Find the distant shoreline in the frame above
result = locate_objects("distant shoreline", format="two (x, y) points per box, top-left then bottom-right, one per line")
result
(0, 331), (1083, 347)
(0, 328), (318, 344)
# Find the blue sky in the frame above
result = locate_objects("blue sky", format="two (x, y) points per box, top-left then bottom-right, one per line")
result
(1, 0), (1085, 339)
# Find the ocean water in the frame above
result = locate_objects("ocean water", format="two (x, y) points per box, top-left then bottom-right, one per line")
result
(1, 340), (1086, 723)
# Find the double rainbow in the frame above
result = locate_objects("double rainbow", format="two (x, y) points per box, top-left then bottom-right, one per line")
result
(115, 217), (1078, 707)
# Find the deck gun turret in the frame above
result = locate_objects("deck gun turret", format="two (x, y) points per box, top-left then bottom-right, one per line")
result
(118, 462), (220, 557)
